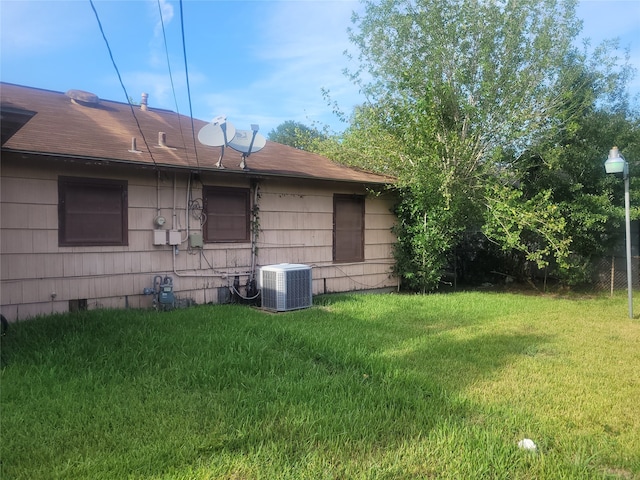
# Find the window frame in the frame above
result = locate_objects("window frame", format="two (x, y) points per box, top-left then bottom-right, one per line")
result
(203, 186), (251, 243)
(58, 176), (128, 247)
(333, 194), (365, 263)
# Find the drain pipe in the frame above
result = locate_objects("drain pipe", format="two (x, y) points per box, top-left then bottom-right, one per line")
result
(172, 172), (177, 231)
(185, 173), (191, 241)
(156, 170), (161, 218)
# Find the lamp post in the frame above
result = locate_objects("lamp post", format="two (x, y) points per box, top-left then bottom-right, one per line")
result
(604, 146), (633, 318)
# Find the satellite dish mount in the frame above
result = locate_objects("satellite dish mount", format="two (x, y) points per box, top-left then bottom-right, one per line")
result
(240, 125), (260, 170)
(229, 124), (266, 171)
(216, 122), (229, 169)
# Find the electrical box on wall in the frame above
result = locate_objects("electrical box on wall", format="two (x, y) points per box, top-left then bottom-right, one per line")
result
(168, 230), (181, 246)
(153, 230), (167, 245)
(189, 233), (203, 248)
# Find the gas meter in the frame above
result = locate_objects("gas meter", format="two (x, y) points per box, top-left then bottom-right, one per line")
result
(146, 275), (175, 310)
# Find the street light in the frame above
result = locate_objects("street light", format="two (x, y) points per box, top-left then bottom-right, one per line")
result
(604, 146), (633, 318)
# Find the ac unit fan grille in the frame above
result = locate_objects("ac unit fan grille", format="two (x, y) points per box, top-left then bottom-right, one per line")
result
(260, 264), (312, 311)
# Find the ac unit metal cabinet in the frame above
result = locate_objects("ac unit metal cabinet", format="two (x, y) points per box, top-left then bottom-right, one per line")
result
(259, 264), (313, 312)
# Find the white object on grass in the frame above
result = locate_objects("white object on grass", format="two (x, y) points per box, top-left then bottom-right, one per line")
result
(517, 438), (537, 451)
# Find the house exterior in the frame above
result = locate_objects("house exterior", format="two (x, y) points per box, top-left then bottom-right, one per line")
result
(0, 83), (397, 321)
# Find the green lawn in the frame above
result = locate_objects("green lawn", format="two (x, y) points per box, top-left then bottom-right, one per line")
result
(1, 292), (639, 479)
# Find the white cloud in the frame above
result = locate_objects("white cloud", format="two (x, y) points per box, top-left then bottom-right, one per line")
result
(147, 0), (176, 69)
(157, 0), (175, 29)
(238, 0), (363, 130)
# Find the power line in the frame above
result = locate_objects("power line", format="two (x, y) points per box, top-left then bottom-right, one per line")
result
(88, 0), (158, 169)
(156, 0), (200, 171)
(179, 0), (201, 171)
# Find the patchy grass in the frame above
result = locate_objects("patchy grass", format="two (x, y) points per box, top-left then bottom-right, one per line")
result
(1, 292), (639, 479)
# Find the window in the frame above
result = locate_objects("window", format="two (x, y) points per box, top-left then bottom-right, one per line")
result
(203, 186), (250, 243)
(333, 194), (365, 262)
(58, 176), (128, 246)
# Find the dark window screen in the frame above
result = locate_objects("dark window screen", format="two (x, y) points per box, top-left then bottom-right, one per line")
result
(203, 187), (250, 242)
(334, 195), (364, 262)
(58, 177), (128, 246)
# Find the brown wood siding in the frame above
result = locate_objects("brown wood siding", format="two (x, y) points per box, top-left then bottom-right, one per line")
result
(0, 155), (397, 321)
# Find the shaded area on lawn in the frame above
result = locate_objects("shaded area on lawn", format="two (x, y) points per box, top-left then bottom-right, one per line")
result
(1, 292), (636, 479)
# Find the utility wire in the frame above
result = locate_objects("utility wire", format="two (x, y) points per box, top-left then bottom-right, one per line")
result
(156, 0), (197, 169)
(179, 0), (201, 171)
(88, 0), (158, 169)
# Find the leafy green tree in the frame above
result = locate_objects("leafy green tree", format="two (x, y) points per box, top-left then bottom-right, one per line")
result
(333, 0), (586, 290)
(508, 92), (640, 285)
(319, 0), (637, 290)
(267, 121), (326, 150)
(487, 39), (640, 285)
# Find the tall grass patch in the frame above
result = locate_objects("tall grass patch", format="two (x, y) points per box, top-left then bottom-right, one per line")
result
(1, 292), (638, 479)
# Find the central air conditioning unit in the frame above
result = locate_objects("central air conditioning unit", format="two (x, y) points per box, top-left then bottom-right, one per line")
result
(259, 263), (313, 312)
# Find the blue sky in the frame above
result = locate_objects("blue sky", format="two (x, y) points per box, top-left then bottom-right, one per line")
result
(1, 0), (639, 136)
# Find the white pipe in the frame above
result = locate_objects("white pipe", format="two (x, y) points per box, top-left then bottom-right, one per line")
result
(171, 247), (250, 278)
(172, 172), (177, 230)
(186, 173), (191, 239)
(156, 170), (161, 216)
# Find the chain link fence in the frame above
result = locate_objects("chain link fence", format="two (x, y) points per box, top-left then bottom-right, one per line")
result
(593, 255), (640, 294)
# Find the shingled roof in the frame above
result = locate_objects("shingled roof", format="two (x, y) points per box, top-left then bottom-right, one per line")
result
(0, 83), (393, 185)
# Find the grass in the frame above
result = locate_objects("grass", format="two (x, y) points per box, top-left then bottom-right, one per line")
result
(1, 291), (639, 479)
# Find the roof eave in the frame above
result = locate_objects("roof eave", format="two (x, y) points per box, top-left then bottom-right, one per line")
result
(1, 148), (395, 185)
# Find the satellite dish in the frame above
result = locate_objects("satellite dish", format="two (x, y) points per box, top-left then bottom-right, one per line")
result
(197, 116), (237, 168)
(228, 129), (266, 154)
(229, 125), (266, 170)
(197, 118), (236, 147)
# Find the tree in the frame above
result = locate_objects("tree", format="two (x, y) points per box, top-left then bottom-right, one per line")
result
(326, 0), (635, 291)
(267, 121), (326, 150)
(504, 91), (640, 284)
